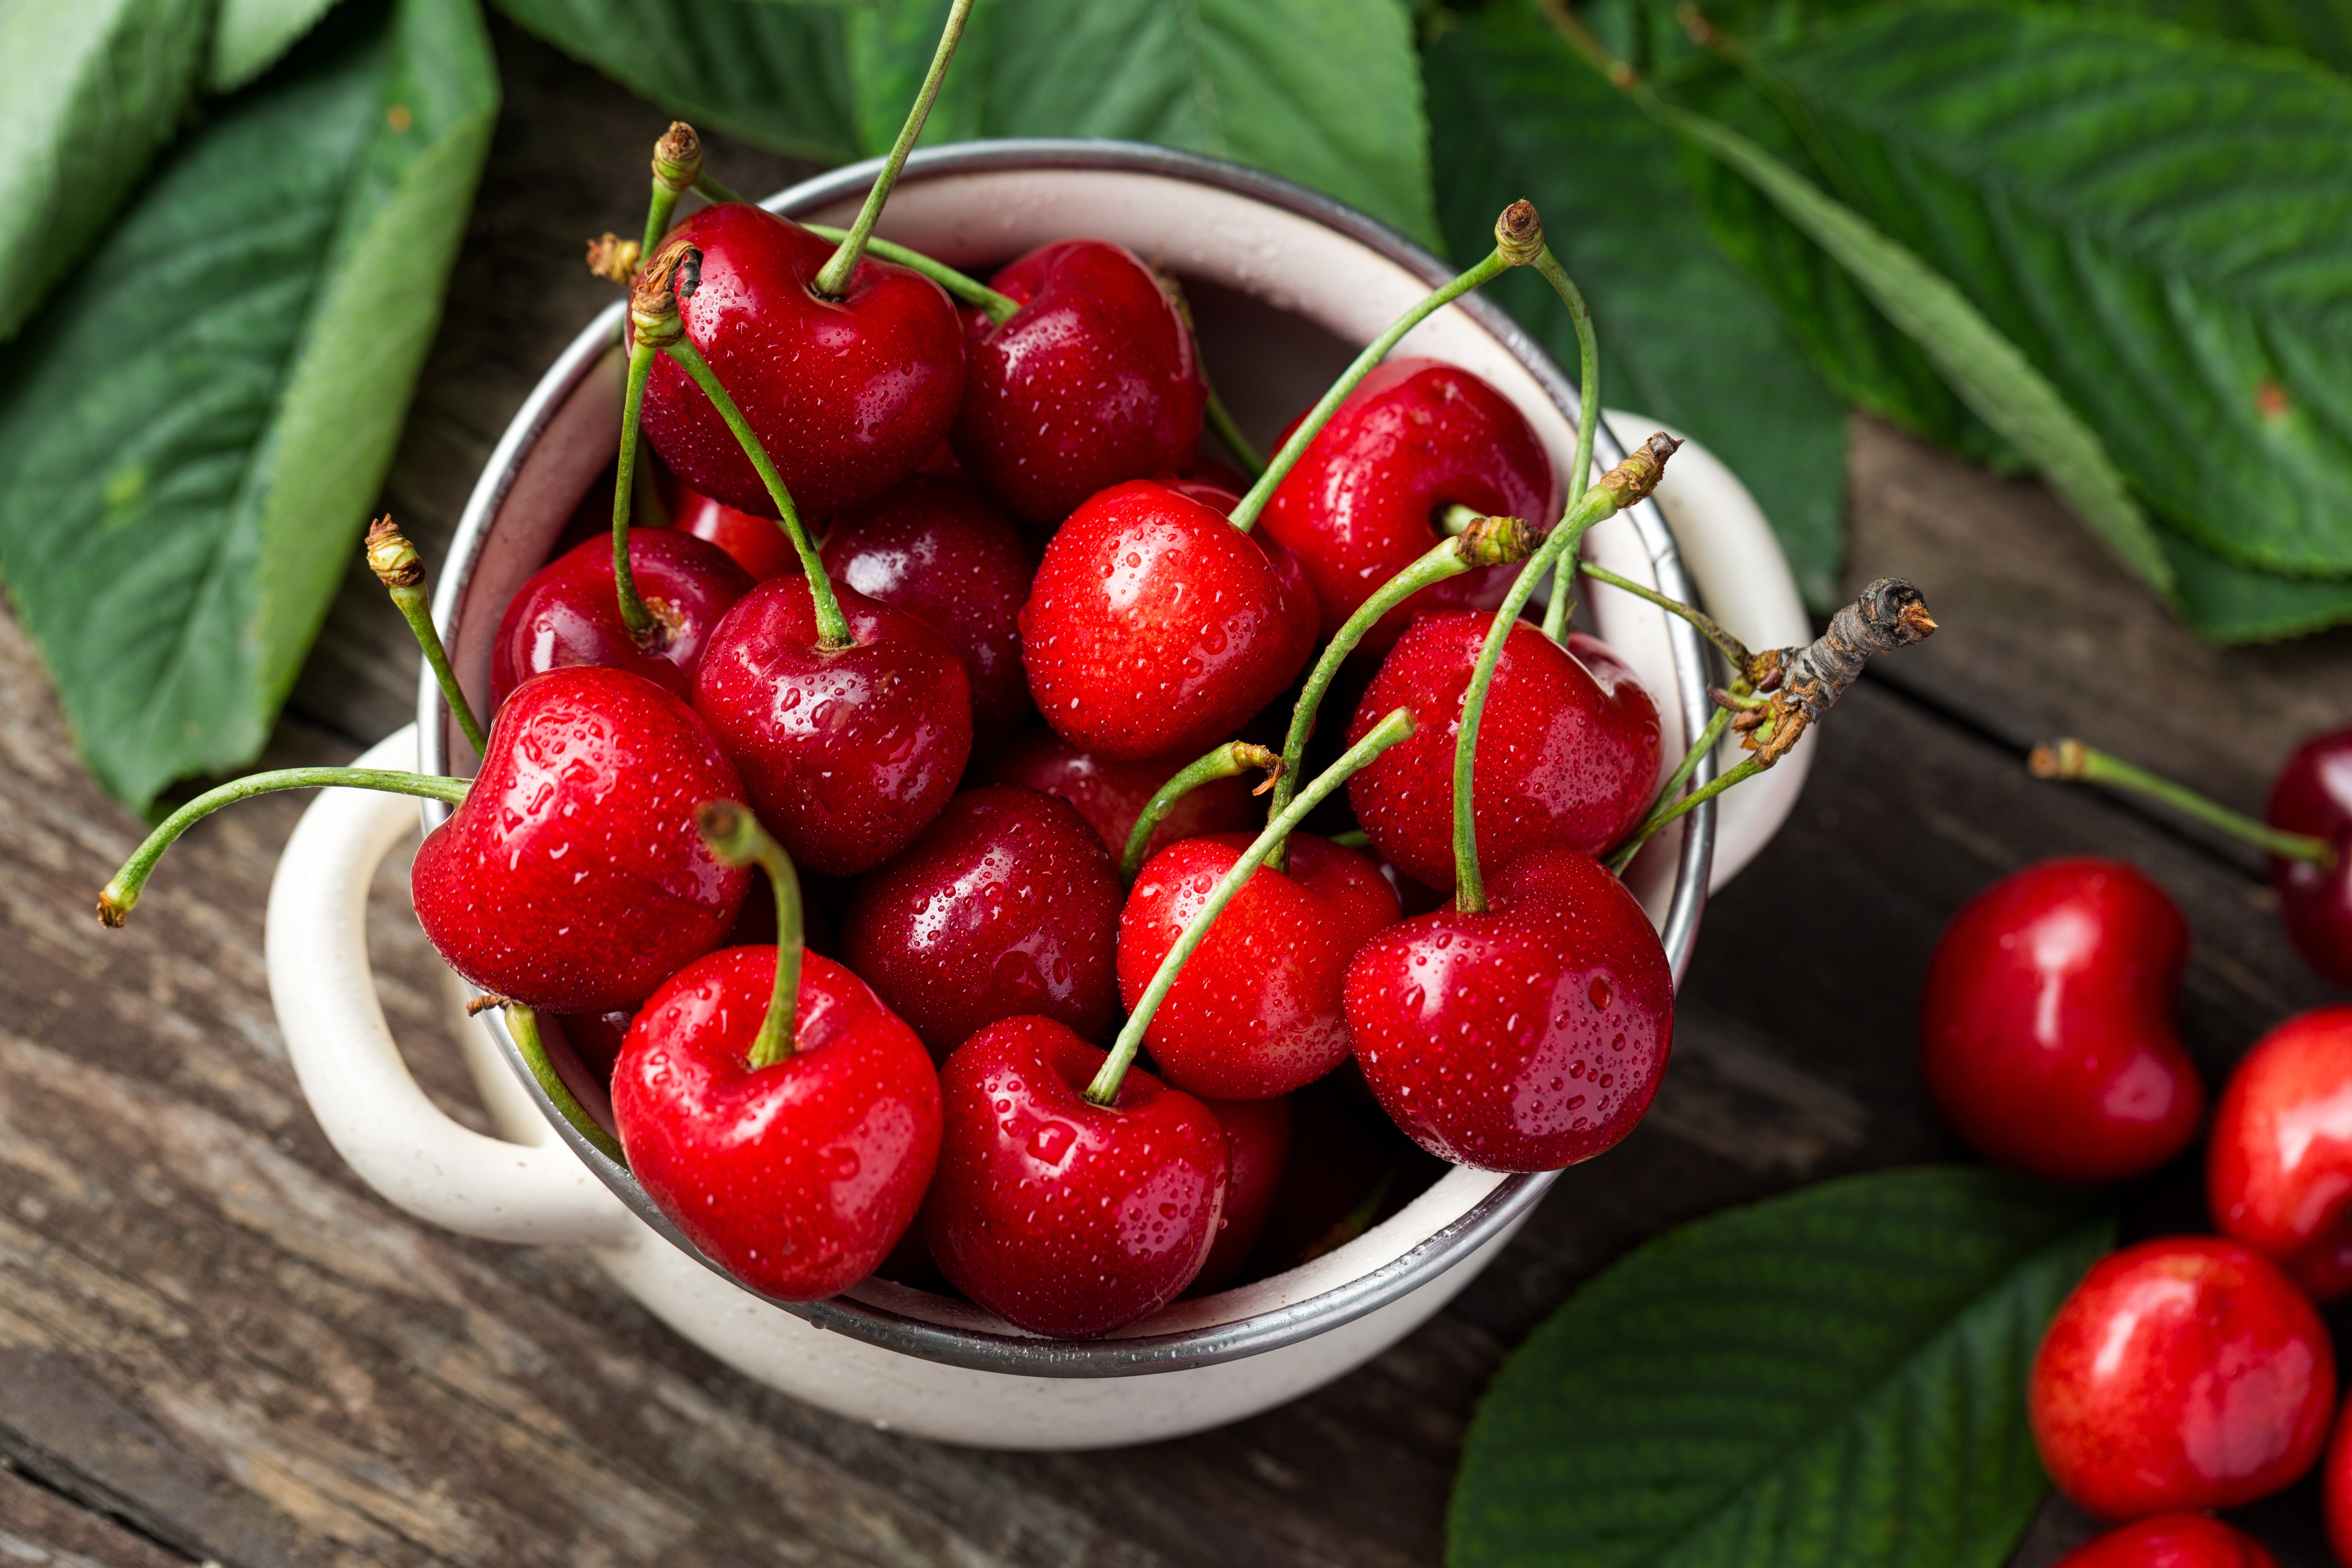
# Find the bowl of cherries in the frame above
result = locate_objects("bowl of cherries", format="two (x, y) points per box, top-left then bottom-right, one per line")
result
(99, 93), (1942, 1446)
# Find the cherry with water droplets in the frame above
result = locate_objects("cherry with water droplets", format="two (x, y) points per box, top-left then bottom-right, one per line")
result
(1347, 613), (1660, 892)
(636, 202), (964, 520)
(615, 929), (940, 1300)
(2030, 1236), (2335, 1519)
(1258, 357), (1556, 647)
(1920, 858), (2202, 1184)
(1187, 1094), (1292, 1295)
(1344, 846), (1672, 1172)
(2209, 1004), (2352, 1299)
(841, 785), (1122, 1059)
(666, 475), (801, 581)
(1117, 831), (1399, 1100)
(922, 1015), (1227, 1337)
(949, 239), (1203, 528)
(488, 528), (753, 709)
(2054, 1515), (2279, 1568)
(1020, 478), (1316, 761)
(818, 474), (1036, 735)
(983, 728), (1261, 864)
(411, 665), (751, 1013)
(693, 574), (973, 876)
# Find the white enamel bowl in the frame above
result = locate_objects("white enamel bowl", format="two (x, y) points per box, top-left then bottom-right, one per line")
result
(264, 143), (1813, 1449)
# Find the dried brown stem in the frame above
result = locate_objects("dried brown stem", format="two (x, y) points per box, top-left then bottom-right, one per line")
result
(1733, 577), (1936, 763)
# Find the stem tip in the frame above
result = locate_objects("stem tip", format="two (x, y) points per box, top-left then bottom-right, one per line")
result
(96, 889), (129, 928)
(695, 799), (761, 863)
(466, 993), (520, 1017)
(586, 232), (641, 284)
(1599, 432), (1682, 508)
(1455, 514), (1539, 568)
(1495, 200), (1546, 267)
(632, 241), (697, 350)
(653, 122), (703, 195)
(2029, 739), (2089, 781)
(364, 515), (422, 589)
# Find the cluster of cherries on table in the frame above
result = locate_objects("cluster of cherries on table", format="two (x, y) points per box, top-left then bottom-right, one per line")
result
(101, 65), (1845, 1342)
(1926, 725), (2352, 1568)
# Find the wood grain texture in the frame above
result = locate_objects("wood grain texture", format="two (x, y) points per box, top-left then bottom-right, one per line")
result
(4, 17), (2349, 1568)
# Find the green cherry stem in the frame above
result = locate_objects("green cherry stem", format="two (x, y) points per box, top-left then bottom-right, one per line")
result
(640, 122), (706, 263)
(507, 1005), (629, 1165)
(1575, 560), (1753, 668)
(810, 0), (975, 299)
(635, 244), (852, 648)
(610, 328), (663, 645)
(801, 222), (1018, 323)
(1451, 433), (1683, 911)
(98, 769), (470, 928)
(1225, 200), (1549, 535)
(1119, 742), (1281, 882)
(1603, 705), (1732, 875)
(696, 801), (809, 1070)
(1533, 247), (1599, 643)
(1085, 708), (1416, 1108)
(1264, 515), (1541, 852)
(2030, 738), (2335, 866)
(365, 517), (486, 757)
(694, 171), (741, 205)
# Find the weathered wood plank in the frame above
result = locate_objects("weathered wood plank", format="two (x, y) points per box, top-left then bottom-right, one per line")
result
(0, 1462), (193, 1568)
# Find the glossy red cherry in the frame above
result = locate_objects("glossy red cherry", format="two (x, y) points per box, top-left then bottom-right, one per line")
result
(1117, 832), (1400, 1099)
(667, 478), (799, 581)
(841, 785), (1122, 1059)
(1188, 1095), (1292, 1295)
(949, 240), (1203, 527)
(981, 729), (1259, 864)
(693, 575), (973, 876)
(488, 529), (753, 708)
(2265, 727), (2352, 986)
(2209, 1006), (2352, 1299)
(1020, 479), (1316, 761)
(409, 666), (751, 1013)
(1346, 614), (1660, 891)
(2053, 1515), (2279, 1568)
(1258, 358), (1557, 646)
(636, 203), (964, 520)
(922, 1016), (1227, 1337)
(2030, 1236), (2335, 1519)
(1344, 846), (1673, 1171)
(817, 475), (1036, 735)
(613, 947), (940, 1301)
(1920, 858), (2201, 1184)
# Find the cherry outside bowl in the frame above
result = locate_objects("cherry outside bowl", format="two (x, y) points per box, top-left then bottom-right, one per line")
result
(265, 141), (1810, 1449)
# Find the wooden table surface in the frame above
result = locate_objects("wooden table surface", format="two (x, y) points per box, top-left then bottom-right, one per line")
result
(5, 22), (2350, 1567)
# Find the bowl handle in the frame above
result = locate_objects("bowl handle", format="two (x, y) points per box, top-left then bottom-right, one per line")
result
(265, 725), (637, 1246)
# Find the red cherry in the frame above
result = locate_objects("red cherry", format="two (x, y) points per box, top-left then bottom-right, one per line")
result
(1346, 615), (1661, 891)
(1188, 1095), (1292, 1295)
(410, 666), (751, 1012)
(2030, 1236), (2335, 1519)
(1258, 358), (1557, 646)
(817, 474), (1037, 735)
(841, 785), (1122, 1059)
(2053, 1514), (2279, 1568)
(1117, 832), (1400, 1099)
(1020, 479), (1316, 761)
(488, 529), (753, 709)
(612, 948), (940, 1301)
(692, 575), (973, 876)
(668, 480), (800, 581)
(949, 240), (1203, 527)
(1344, 846), (1673, 1171)
(1920, 858), (2201, 1184)
(2265, 728), (2352, 985)
(2209, 1006), (2352, 1299)
(637, 203), (964, 520)
(553, 1008), (633, 1082)
(981, 729), (1260, 864)
(922, 1016), (1227, 1337)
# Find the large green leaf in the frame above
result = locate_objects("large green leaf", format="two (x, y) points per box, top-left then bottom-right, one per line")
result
(2161, 524), (2352, 643)
(212, 0), (350, 90)
(0, 0), (497, 807)
(1424, 0), (1848, 607)
(1742, 4), (2352, 579)
(1655, 94), (2173, 593)
(1449, 1167), (2111, 1568)
(492, 0), (859, 163)
(847, 0), (1442, 250)
(0, 0), (213, 341)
